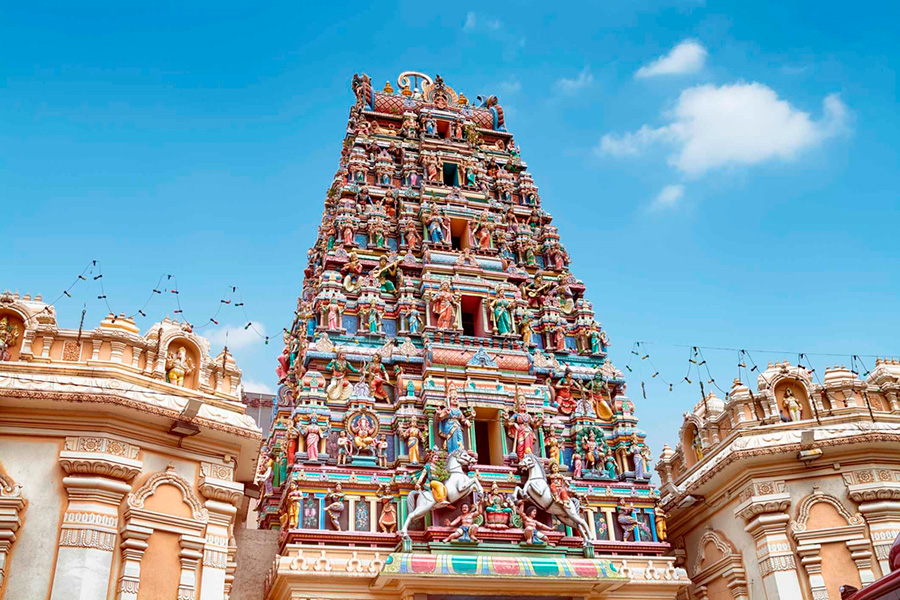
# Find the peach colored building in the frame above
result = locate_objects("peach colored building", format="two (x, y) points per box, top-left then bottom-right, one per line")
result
(657, 360), (900, 600)
(0, 292), (261, 599)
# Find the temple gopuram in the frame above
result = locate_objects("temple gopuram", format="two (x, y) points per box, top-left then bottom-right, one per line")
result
(258, 72), (689, 600)
(657, 361), (900, 600)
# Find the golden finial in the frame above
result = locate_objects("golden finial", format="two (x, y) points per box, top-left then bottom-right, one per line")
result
(401, 83), (412, 97)
(457, 92), (468, 105)
(383, 80), (394, 94)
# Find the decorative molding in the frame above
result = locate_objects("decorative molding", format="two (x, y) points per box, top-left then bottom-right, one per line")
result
(59, 527), (117, 552)
(758, 554), (796, 577)
(200, 462), (234, 482)
(59, 436), (143, 480)
(128, 465), (208, 522)
(791, 490), (864, 533)
(64, 436), (140, 459)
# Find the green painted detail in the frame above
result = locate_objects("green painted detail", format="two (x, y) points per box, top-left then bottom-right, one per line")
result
(449, 555), (480, 575)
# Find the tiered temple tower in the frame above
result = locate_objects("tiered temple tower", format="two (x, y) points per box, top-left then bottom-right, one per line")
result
(257, 71), (689, 599)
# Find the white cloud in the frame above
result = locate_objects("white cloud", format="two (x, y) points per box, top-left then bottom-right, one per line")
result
(499, 78), (521, 94)
(464, 11), (476, 29)
(636, 40), (708, 78)
(651, 184), (685, 210)
(241, 378), (275, 395)
(206, 321), (267, 351)
(598, 82), (850, 175)
(555, 67), (594, 95)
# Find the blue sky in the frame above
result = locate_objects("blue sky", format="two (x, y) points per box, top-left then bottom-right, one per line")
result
(3, 1), (898, 453)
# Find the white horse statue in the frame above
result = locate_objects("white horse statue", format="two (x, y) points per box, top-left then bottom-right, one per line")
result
(512, 452), (594, 543)
(401, 449), (484, 538)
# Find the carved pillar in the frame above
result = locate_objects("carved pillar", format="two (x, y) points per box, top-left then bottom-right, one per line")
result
(795, 543), (827, 600)
(51, 437), (142, 600)
(177, 535), (205, 600)
(845, 468), (900, 575)
(735, 482), (802, 600)
(846, 538), (877, 584)
(0, 475), (26, 589)
(116, 524), (152, 600)
(110, 339), (127, 363)
(198, 463), (243, 600)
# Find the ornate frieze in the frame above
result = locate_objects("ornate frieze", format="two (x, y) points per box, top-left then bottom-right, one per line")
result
(59, 436), (143, 480)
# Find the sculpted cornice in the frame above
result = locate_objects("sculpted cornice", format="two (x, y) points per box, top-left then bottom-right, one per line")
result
(0, 372), (260, 439)
(199, 462), (243, 506)
(665, 420), (900, 505)
(58, 436), (143, 480)
(843, 468), (900, 502)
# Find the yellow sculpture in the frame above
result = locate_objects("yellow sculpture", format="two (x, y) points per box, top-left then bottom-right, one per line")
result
(165, 346), (195, 387)
(0, 317), (20, 361)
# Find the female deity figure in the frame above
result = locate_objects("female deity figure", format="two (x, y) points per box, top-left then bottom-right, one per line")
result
(518, 503), (554, 545)
(518, 309), (534, 346)
(341, 220), (355, 246)
(165, 346), (194, 387)
(572, 453), (584, 478)
(287, 482), (302, 529)
(286, 414), (300, 464)
(367, 307), (380, 334)
(325, 298), (342, 331)
(784, 388), (803, 422)
(483, 482), (514, 529)
(336, 431), (351, 465)
(415, 448), (448, 506)
(341, 252), (363, 293)
(302, 413), (326, 462)
(407, 306), (422, 334)
(325, 484), (345, 531)
(404, 220), (421, 251)
(326, 350), (357, 401)
(427, 212), (446, 244)
(373, 256), (400, 294)
(363, 353), (391, 403)
(489, 289), (514, 335)
(630, 435), (648, 478)
(437, 384), (469, 453)
(603, 451), (618, 480)
(547, 462), (571, 505)
(617, 499), (649, 542)
(401, 416), (424, 464)
(352, 416), (377, 456)
(588, 324), (608, 354)
(506, 393), (541, 460)
(551, 370), (579, 415)
(431, 281), (459, 330)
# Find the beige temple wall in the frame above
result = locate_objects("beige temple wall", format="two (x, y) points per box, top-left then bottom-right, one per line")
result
(0, 435), (65, 600)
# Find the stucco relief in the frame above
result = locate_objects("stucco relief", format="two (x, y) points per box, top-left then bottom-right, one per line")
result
(128, 465), (208, 522)
(791, 490), (863, 532)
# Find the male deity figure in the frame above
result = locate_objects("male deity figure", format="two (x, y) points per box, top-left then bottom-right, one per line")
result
(506, 393), (541, 460)
(443, 503), (481, 543)
(784, 388), (803, 422)
(518, 503), (554, 545)
(326, 349), (357, 401)
(165, 346), (194, 387)
(401, 416), (424, 464)
(431, 281), (460, 330)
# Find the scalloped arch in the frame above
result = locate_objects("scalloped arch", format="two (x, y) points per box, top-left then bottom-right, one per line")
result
(792, 491), (863, 532)
(128, 466), (208, 522)
(693, 529), (735, 575)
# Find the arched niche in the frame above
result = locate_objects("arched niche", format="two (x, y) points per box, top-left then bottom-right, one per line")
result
(690, 529), (749, 600)
(162, 338), (202, 391)
(0, 309), (26, 362)
(681, 420), (704, 468)
(775, 380), (812, 422)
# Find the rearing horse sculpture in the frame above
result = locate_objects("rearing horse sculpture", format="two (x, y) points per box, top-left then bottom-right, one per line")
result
(401, 449), (484, 538)
(512, 452), (594, 543)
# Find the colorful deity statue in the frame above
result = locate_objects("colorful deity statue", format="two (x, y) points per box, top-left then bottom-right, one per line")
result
(551, 369), (579, 415)
(302, 413), (326, 462)
(325, 484), (345, 530)
(406, 306), (422, 334)
(548, 462), (571, 505)
(165, 346), (194, 387)
(483, 482), (514, 530)
(430, 281), (460, 330)
(603, 451), (618, 479)
(404, 220), (421, 251)
(572, 453), (584, 478)
(401, 415), (425, 464)
(443, 503), (481, 543)
(427, 211), (447, 244)
(378, 496), (397, 533)
(489, 288), (514, 335)
(784, 387), (803, 422)
(617, 499), (650, 542)
(582, 370), (614, 421)
(415, 448), (448, 506)
(341, 252), (364, 293)
(336, 430), (351, 466)
(0, 317), (19, 361)
(506, 393), (541, 460)
(436, 384), (469, 453)
(325, 349), (357, 401)
(518, 503), (554, 546)
(546, 429), (561, 465)
(325, 297), (343, 331)
(363, 353), (391, 403)
(630, 434), (649, 479)
(373, 256), (400, 294)
(287, 481), (302, 529)
(376, 434), (389, 468)
(351, 414), (377, 456)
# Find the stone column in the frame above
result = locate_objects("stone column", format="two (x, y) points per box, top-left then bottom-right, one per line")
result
(177, 535), (205, 600)
(198, 463), (243, 600)
(845, 469), (900, 575)
(116, 524), (152, 600)
(51, 437), (142, 600)
(795, 543), (826, 600)
(735, 482), (803, 600)
(0, 476), (26, 589)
